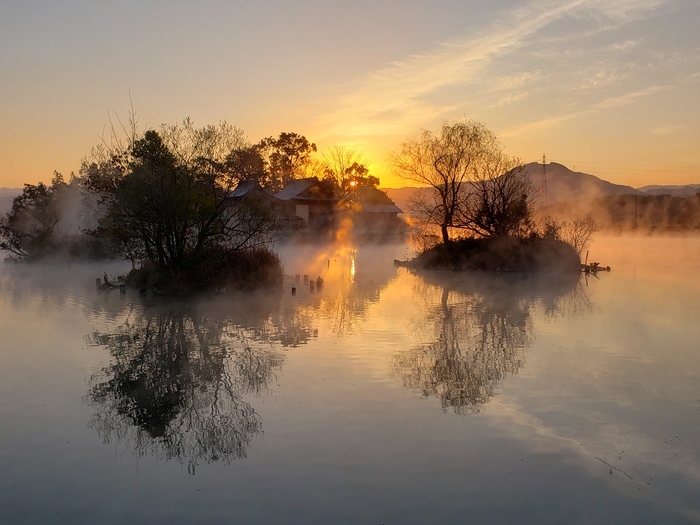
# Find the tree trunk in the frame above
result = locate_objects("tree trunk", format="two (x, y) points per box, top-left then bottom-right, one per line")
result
(441, 224), (450, 244)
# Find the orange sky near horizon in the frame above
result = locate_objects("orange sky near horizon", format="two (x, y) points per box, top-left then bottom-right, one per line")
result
(1, 1), (699, 190)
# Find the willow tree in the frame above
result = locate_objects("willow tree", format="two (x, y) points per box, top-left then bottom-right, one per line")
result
(391, 120), (526, 244)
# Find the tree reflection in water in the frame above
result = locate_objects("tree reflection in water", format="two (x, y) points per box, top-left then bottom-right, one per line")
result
(85, 296), (307, 473)
(393, 271), (586, 414)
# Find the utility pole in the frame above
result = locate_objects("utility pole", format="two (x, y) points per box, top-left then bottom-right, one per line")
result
(542, 154), (548, 205)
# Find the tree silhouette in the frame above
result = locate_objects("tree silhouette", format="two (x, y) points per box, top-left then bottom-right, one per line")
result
(393, 272), (582, 413)
(85, 301), (304, 473)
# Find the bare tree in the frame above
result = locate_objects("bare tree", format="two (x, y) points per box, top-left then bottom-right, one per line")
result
(320, 145), (368, 195)
(392, 120), (505, 244)
(558, 215), (600, 258)
(458, 158), (533, 238)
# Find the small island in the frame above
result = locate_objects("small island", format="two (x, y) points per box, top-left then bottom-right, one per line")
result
(397, 236), (581, 273)
(390, 120), (599, 275)
(2, 118), (605, 290)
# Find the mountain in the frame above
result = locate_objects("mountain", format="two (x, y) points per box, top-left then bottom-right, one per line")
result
(0, 188), (21, 216)
(381, 187), (418, 215)
(384, 162), (641, 211)
(521, 162), (640, 203)
(636, 184), (700, 197)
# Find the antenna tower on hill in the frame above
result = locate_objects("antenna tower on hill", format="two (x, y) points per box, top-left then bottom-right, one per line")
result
(541, 154), (548, 205)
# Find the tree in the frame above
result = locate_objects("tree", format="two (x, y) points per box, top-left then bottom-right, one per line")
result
(557, 215), (600, 258)
(319, 145), (377, 197)
(224, 146), (266, 184)
(256, 132), (317, 192)
(391, 121), (484, 244)
(458, 162), (533, 238)
(0, 172), (68, 259)
(392, 120), (527, 244)
(95, 124), (279, 281)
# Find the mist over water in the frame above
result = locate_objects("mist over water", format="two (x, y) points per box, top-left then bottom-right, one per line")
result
(1, 235), (699, 524)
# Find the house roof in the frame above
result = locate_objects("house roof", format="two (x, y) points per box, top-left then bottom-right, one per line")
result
(229, 180), (275, 198)
(228, 180), (277, 202)
(274, 177), (336, 201)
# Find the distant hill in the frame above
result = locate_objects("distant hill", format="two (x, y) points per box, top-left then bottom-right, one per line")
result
(0, 188), (20, 216)
(384, 162), (642, 212)
(382, 187), (418, 215)
(521, 162), (640, 203)
(636, 184), (700, 197)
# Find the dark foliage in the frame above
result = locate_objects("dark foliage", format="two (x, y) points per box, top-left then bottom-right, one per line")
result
(126, 245), (283, 293)
(407, 236), (580, 272)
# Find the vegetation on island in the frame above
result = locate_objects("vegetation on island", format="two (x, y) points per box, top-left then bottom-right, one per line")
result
(0, 115), (400, 292)
(1, 115), (609, 282)
(391, 119), (595, 273)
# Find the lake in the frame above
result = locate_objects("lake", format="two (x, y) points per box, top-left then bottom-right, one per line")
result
(1, 235), (699, 524)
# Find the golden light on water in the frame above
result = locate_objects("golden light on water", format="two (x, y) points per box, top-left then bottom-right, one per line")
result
(349, 250), (356, 284)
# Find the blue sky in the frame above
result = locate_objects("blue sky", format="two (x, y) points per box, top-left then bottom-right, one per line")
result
(1, 0), (698, 187)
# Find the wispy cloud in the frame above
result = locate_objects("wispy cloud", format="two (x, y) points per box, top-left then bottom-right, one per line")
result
(493, 72), (542, 91)
(592, 84), (671, 109)
(651, 124), (683, 135)
(610, 39), (640, 51)
(314, 0), (671, 141)
(490, 91), (530, 108)
(574, 70), (628, 91)
(500, 84), (672, 137)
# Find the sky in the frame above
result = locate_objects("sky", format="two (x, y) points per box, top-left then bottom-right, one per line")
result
(1, 0), (699, 189)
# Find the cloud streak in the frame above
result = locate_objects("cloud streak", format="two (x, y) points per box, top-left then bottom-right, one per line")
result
(500, 84), (672, 137)
(314, 0), (671, 141)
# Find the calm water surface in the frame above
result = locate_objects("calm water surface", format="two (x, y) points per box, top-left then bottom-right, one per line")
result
(1, 236), (699, 524)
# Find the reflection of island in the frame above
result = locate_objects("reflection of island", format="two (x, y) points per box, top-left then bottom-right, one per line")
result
(85, 297), (314, 473)
(393, 271), (586, 414)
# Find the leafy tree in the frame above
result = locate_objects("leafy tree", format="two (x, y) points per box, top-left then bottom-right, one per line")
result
(256, 132), (317, 192)
(0, 172), (68, 259)
(224, 146), (266, 184)
(94, 124), (279, 282)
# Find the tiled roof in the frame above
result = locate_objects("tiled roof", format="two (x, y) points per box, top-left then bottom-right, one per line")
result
(230, 180), (276, 199)
(273, 178), (318, 200)
(229, 180), (259, 197)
